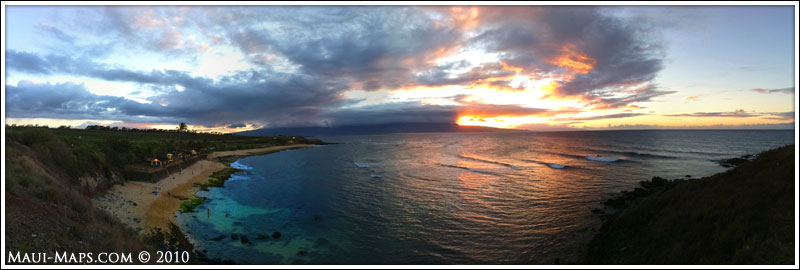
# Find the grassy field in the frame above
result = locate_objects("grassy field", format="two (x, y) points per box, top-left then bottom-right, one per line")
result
(585, 145), (795, 264)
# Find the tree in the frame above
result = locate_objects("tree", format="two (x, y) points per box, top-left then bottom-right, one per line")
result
(178, 122), (188, 133)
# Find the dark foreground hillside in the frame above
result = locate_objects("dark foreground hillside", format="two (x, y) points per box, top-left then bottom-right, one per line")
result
(5, 138), (151, 258)
(585, 145), (795, 264)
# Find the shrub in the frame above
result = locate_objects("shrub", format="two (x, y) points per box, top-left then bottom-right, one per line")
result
(35, 186), (59, 203)
(68, 191), (91, 214)
(18, 175), (34, 188)
(91, 151), (106, 165)
(7, 176), (17, 191)
(19, 128), (57, 147)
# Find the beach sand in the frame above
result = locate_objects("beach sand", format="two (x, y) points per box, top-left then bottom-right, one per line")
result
(92, 144), (314, 234)
(208, 144), (314, 159)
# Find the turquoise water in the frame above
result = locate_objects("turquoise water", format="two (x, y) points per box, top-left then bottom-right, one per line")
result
(178, 130), (794, 264)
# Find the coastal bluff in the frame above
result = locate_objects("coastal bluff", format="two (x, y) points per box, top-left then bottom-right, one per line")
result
(585, 145), (795, 264)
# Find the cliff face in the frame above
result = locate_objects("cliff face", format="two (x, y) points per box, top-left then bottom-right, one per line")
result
(4, 136), (149, 258)
(585, 145), (795, 264)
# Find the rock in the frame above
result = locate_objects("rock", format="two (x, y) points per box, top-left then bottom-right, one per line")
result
(272, 232), (281, 239)
(255, 234), (269, 240)
(684, 175), (691, 178)
(210, 234), (226, 241)
(32, 234), (38, 238)
(313, 215), (322, 222)
(230, 234), (239, 241)
(297, 250), (308, 256)
(240, 235), (249, 244)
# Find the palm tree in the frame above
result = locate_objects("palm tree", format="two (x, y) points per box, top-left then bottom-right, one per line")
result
(178, 122), (188, 133)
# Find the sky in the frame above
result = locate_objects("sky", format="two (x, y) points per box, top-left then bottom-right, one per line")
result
(3, 5), (796, 133)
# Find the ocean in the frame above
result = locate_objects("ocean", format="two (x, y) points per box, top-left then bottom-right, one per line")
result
(177, 129), (795, 264)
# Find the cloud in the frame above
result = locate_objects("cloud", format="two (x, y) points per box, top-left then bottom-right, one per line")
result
(763, 111), (795, 121)
(583, 84), (676, 110)
(324, 102), (569, 127)
(227, 123), (247, 128)
(752, 87), (794, 94)
(98, 6), (210, 55)
(664, 109), (795, 120)
(457, 103), (574, 117)
(36, 24), (75, 42)
(227, 6), (464, 91)
(5, 6), (680, 129)
(414, 62), (515, 88)
(5, 81), (137, 120)
(664, 109), (756, 118)
(552, 112), (648, 122)
(5, 50), (53, 75)
(467, 6), (667, 106)
(4, 68), (349, 128)
(323, 102), (458, 126)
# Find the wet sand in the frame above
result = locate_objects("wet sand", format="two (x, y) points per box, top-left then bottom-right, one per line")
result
(92, 144), (314, 234)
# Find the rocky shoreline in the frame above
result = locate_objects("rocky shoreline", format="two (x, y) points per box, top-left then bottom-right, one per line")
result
(584, 145), (795, 264)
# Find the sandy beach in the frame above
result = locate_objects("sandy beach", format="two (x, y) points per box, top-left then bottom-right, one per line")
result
(208, 144), (314, 158)
(92, 144), (314, 234)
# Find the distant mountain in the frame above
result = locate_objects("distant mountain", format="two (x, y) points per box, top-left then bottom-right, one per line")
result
(237, 122), (518, 137)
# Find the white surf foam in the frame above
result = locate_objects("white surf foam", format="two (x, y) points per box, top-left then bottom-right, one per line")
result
(354, 162), (384, 168)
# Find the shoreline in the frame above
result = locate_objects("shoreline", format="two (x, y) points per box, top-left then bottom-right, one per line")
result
(92, 144), (315, 235)
(583, 145), (794, 264)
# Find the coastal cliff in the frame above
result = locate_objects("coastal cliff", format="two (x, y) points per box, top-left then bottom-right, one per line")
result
(5, 134), (150, 256)
(585, 145), (795, 264)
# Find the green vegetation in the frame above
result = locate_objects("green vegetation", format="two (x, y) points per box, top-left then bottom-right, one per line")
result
(585, 145), (795, 264)
(5, 138), (154, 261)
(197, 168), (243, 191)
(6, 125), (322, 181)
(179, 196), (208, 213)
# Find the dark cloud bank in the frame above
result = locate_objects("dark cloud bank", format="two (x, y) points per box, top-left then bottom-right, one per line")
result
(5, 6), (699, 130)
